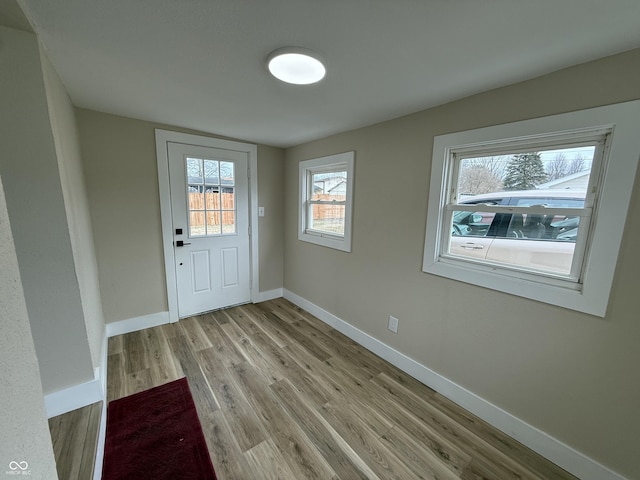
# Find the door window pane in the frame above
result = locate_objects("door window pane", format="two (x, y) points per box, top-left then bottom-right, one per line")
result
(204, 160), (219, 185)
(222, 187), (235, 210)
(188, 185), (204, 210)
(187, 158), (203, 184)
(220, 162), (235, 186)
(205, 186), (220, 210)
(190, 211), (206, 237)
(186, 158), (237, 237)
(222, 211), (235, 234)
(206, 211), (221, 235)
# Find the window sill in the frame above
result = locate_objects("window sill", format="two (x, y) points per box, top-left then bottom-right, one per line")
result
(299, 230), (352, 252)
(423, 258), (601, 315)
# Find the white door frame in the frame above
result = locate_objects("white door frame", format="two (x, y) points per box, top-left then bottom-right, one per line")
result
(155, 129), (259, 323)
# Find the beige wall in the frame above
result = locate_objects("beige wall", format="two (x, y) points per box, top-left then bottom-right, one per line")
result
(257, 144), (285, 293)
(76, 109), (285, 323)
(0, 175), (58, 480)
(0, 25), (94, 393)
(284, 48), (640, 479)
(41, 53), (105, 370)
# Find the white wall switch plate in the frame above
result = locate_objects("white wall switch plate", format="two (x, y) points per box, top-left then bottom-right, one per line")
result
(388, 315), (399, 333)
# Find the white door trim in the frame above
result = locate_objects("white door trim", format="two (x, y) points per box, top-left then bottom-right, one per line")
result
(155, 129), (259, 323)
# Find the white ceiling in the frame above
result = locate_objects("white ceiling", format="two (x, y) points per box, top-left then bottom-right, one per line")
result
(17, 0), (640, 148)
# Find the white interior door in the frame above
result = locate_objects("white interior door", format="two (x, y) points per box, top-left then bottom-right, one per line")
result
(168, 142), (251, 318)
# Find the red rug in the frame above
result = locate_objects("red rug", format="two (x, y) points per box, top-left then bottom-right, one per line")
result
(102, 377), (217, 480)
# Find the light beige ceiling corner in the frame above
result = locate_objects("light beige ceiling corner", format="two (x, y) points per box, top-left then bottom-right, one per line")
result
(18, 0), (640, 148)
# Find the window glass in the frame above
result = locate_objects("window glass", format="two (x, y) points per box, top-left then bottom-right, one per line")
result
(456, 146), (594, 199)
(446, 144), (596, 279)
(204, 160), (219, 185)
(220, 162), (234, 186)
(186, 157), (236, 237)
(308, 170), (348, 236)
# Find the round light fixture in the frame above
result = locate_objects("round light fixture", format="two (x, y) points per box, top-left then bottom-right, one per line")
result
(267, 47), (326, 85)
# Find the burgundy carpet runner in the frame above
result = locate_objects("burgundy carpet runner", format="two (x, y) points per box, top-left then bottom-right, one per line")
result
(102, 377), (217, 480)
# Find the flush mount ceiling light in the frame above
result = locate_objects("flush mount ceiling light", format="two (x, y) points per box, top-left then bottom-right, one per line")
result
(267, 47), (326, 85)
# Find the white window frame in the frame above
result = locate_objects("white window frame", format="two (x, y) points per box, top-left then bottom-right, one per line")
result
(422, 100), (640, 317)
(444, 131), (606, 285)
(299, 151), (355, 252)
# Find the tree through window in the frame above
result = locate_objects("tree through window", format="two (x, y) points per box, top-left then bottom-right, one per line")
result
(422, 101), (640, 316)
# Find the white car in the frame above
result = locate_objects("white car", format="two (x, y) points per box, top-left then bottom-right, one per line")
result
(450, 190), (585, 275)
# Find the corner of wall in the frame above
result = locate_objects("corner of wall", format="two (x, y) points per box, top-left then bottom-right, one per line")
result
(0, 167), (58, 479)
(39, 44), (106, 374)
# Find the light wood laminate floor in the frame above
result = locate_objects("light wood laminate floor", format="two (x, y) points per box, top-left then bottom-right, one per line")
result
(107, 298), (577, 480)
(48, 401), (101, 480)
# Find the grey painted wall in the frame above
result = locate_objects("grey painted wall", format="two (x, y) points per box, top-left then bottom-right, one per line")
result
(284, 48), (640, 479)
(0, 175), (58, 479)
(76, 109), (285, 323)
(41, 53), (105, 370)
(0, 26), (94, 393)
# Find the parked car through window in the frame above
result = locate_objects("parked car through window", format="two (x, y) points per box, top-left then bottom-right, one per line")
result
(449, 190), (585, 276)
(422, 101), (640, 316)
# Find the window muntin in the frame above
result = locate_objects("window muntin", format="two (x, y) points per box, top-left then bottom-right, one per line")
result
(299, 152), (355, 252)
(186, 157), (236, 237)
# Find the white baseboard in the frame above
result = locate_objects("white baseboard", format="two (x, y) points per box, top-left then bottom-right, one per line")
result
(92, 327), (108, 480)
(44, 377), (103, 418)
(254, 288), (284, 303)
(92, 393), (107, 480)
(283, 289), (627, 480)
(89, 326), (109, 400)
(106, 311), (170, 337)
(45, 326), (109, 420)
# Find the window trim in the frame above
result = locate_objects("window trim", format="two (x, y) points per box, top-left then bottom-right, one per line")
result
(422, 100), (640, 317)
(299, 151), (355, 252)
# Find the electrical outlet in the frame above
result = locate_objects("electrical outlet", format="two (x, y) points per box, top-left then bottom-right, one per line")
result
(388, 315), (399, 333)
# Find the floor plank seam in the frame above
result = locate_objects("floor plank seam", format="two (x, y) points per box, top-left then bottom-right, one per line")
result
(77, 299), (580, 480)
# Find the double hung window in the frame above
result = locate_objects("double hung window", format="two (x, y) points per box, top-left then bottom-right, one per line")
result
(422, 101), (640, 316)
(299, 152), (354, 252)
(442, 132), (605, 284)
